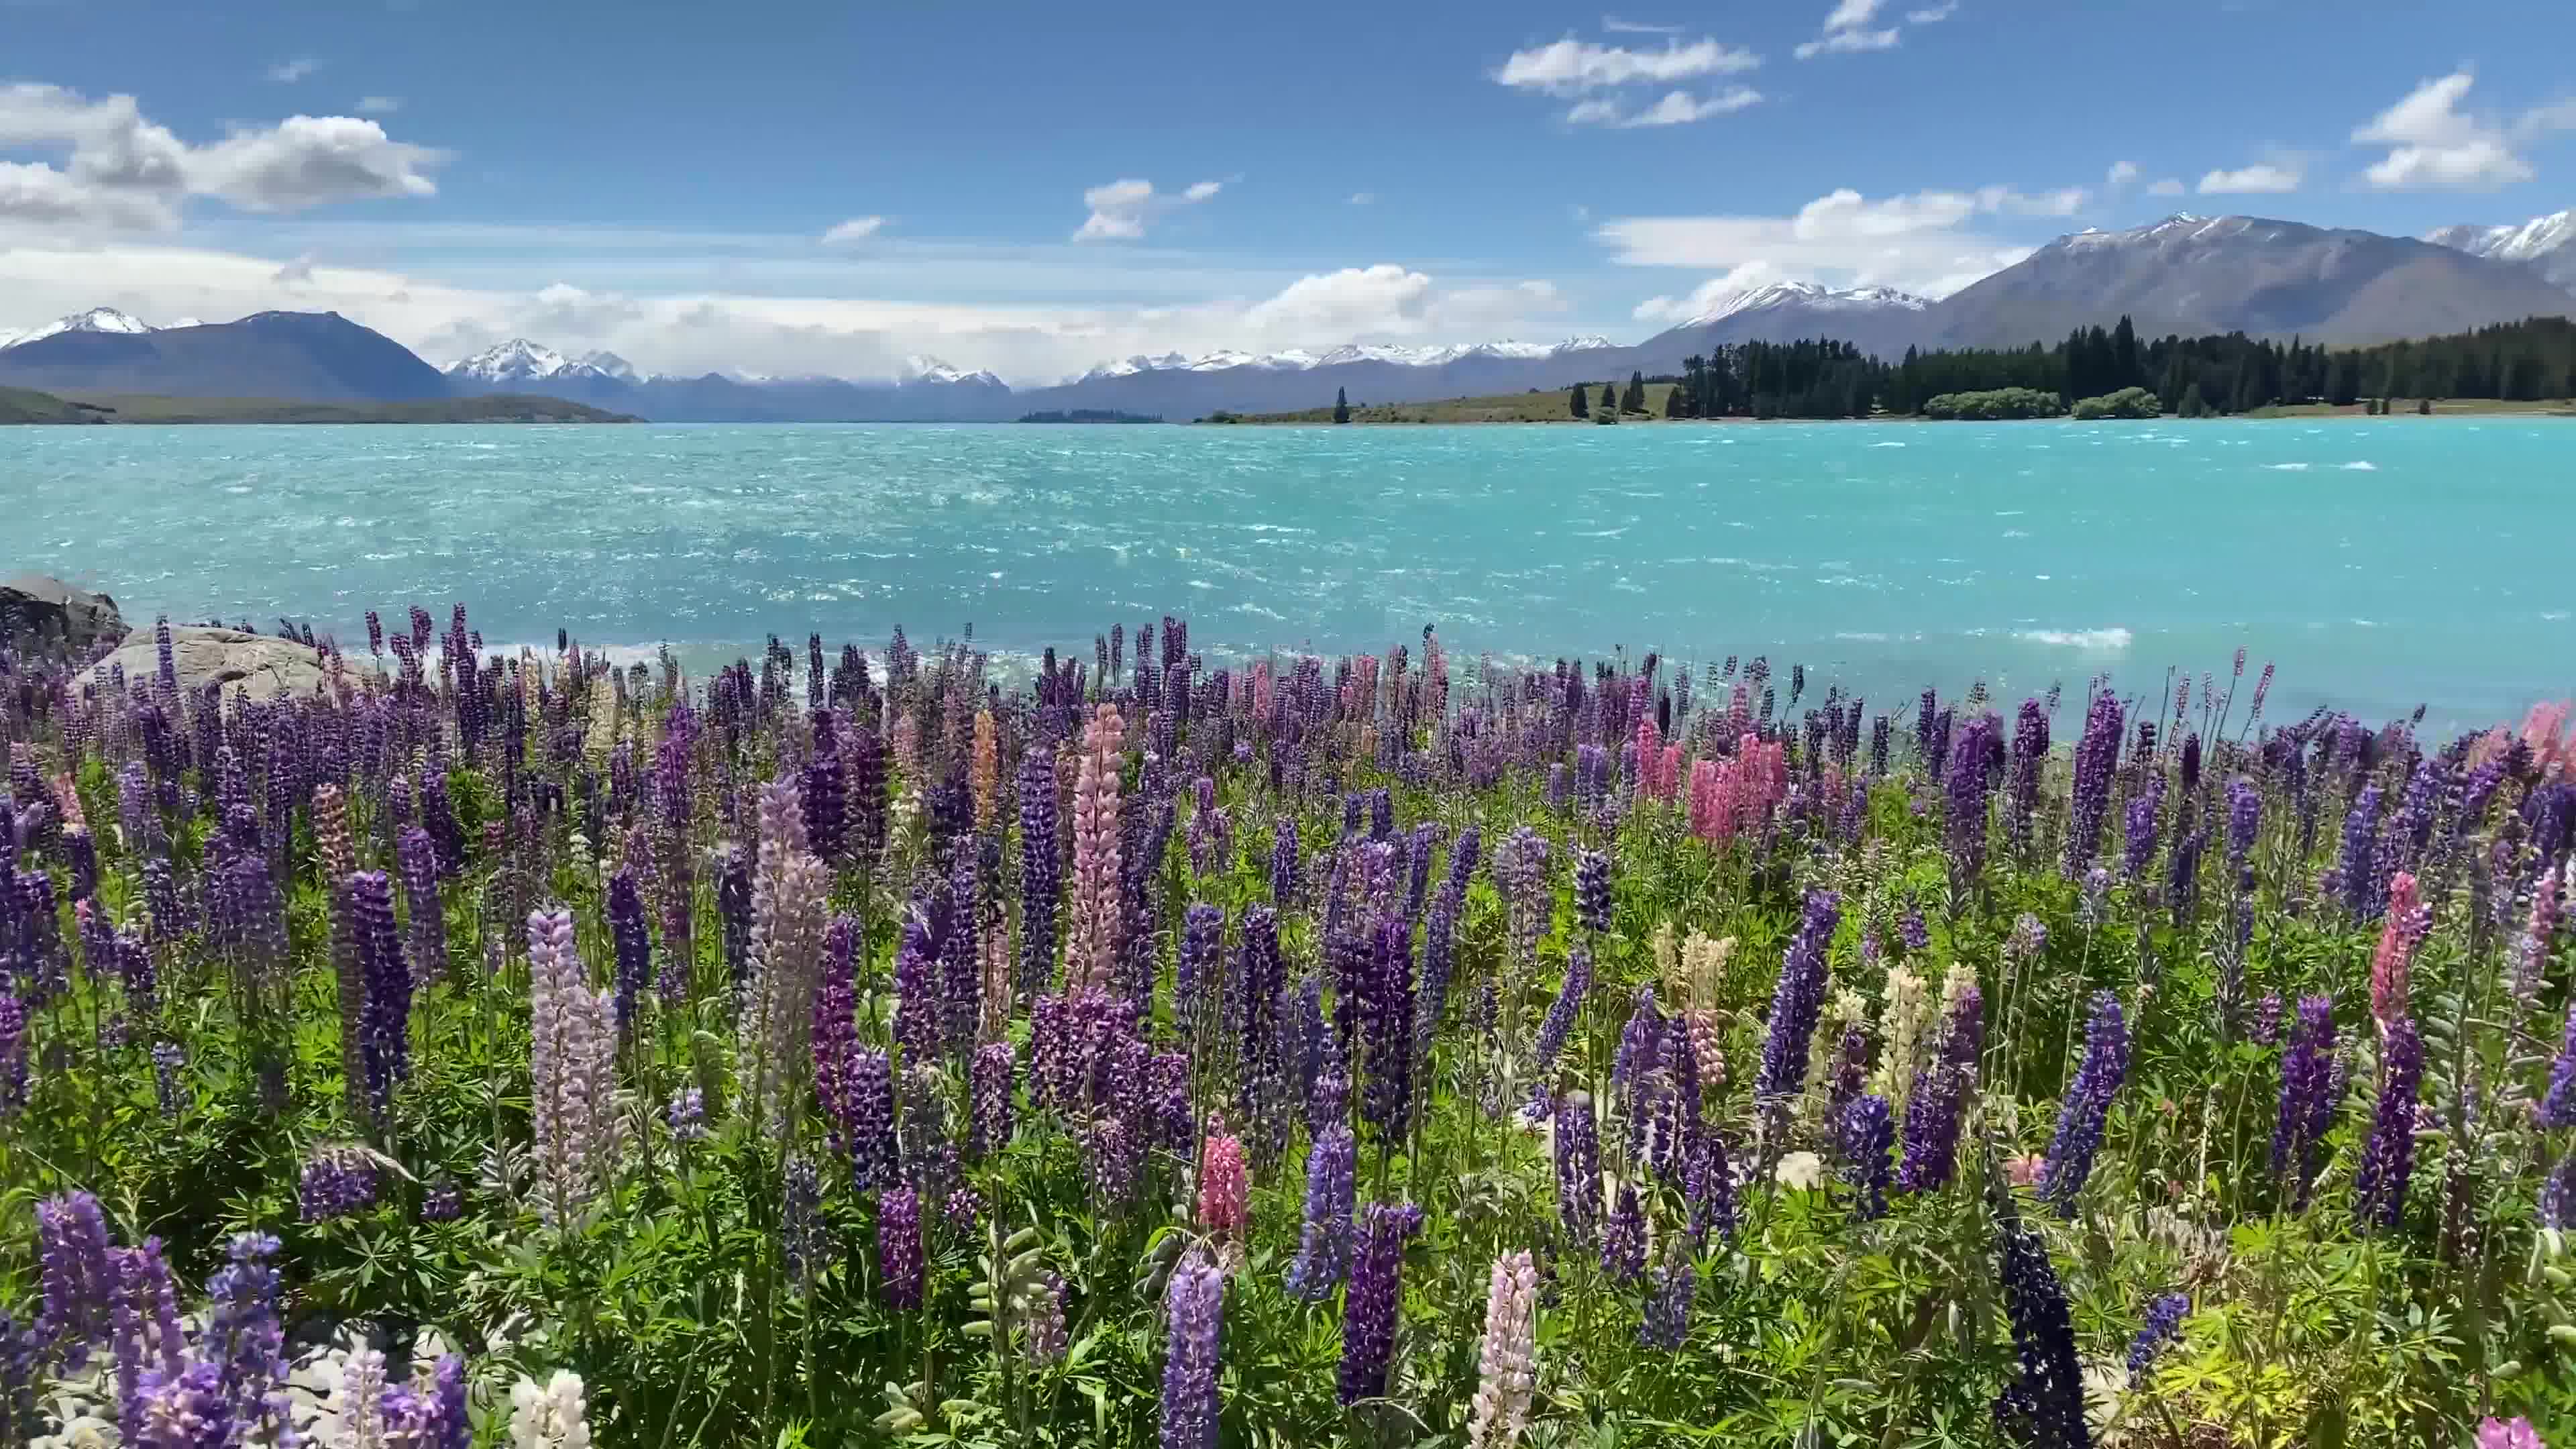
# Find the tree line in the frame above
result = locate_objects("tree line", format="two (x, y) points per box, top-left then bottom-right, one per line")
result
(1618, 315), (2575, 419)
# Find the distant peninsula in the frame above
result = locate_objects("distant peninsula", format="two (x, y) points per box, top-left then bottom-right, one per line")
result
(0, 386), (639, 425)
(1016, 408), (1165, 424)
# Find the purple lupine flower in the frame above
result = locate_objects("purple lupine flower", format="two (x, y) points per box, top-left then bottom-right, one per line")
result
(2040, 992), (2129, 1216)
(1085, 1114), (1140, 1204)
(0, 992), (29, 1116)
(1898, 898), (1929, 954)
(877, 1188), (926, 1309)
(1413, 884), (1460, 1064)
(1601, 1182), (1646, 1282)
(1531, 947), (1595, 1079)
(298, 1146), (379, 1222)
(2354, 1015), (2426, 1231)
(2062, 692), (2124, 877)
(812, 914), (860, 1138)
(36, 1190), (114, 1366)
(1553, 1090), (1603, 1248)
(1360, 914), (1415, 1132)
(1944, 713), (1998, 889)
(1020, 744), (1061, 996)
(1755, 891), (1843, 1106)
(152, 1041), (183, 1119)
(2273, 996), (2337, 1209)
(2121, 772), (2165, 882)
(2008, 698), (2049, 860)
(847, 724), (888, 863)
(2127, 1292), (2188, 1385)
(2225, 775), (2263, 870)
(1574, 847), (1611, 934)
(1897, 985), (1983, 1194)
(349, 869), (411, 1122)
(607, 865), (651, 1033)
(1640, 1250), (1697, 1350)
(395, 824), (447, 990)
(2335, 784), (2385, 923)
(665, 1087), (706, 1142)
(2545, 1000), (2576, 1128)
(417, 767), (465, 879)
(1284, 1124), (1358, 1299)
(849, 1048), (900, 1189)
(1840, 1093), (1894, 1220)
(893, 898), (945, 1065)
(1270, 814), (1299, 909)
(715, 843), (754, 1000)
(971, 1039), (1017, 1159)
(421, 1177), (463, 1222)
(1177, 902), (1223, 1035)
(1336, 1201), (1421, 1405)
(802, 720), (847, 862)
(1159, 1250), (1225, 1449)
(1992, 1207), (2088, 1449)
(782, 1154), (824, 1295)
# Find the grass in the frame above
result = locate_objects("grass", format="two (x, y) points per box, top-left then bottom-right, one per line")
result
(1, 389), (640, 424)
(2239, 396), (2576, 419)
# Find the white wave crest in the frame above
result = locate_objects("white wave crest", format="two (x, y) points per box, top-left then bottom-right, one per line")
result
(2016, 627), (2133, 652)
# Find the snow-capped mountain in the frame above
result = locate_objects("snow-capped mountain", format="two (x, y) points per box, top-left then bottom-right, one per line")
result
(0, 307), (157, 351)
(1684, 282), (1931, 328)
(445, 339), (642, 386)
(901, 356), (1005, 387)
(2425, 209), (2576, 291)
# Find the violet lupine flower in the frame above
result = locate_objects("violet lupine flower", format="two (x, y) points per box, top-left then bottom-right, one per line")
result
(2335, 784), (2386, 923)
(877, 1188), (926, 1309)
(2121, 773), (2165, 883)
(1018, 744), (1061, 996)
(1284, 1124), (1358, 1299)
(1944, 713), (1998, 890)
(1023, 1272), (1069, 1366)
(666, 1087), (706, 1142)
(1897, 985), (1983, 1195)
(1531, 947), (1595, 1081)
(971, 1040), (1017, 1159)
(298, 1146), (379, 1222)
(1414, 884), (1461, 1063)
(849, 1049), (900, 1189)
(2272, 996), (2337, 1210)
(1574, 847), (1611, 934)
(1553, 1090), (1603, 1249)
(394, 824), (447, 990)
(349, 869), (411, 1123)
(802, 720), (847, 861)
(2062, 692), (2124, 877)
(2040, 992), (2129, 1217)
(1755, 891), (1843, 1107)
(1360, 914), (1415, 1133)
(1085, 1114), (1140, 1205)
(1992, 1206), (2088, 1449)
(782, 1154), (824, 1296)
(1336, 1201), (1422, 1405)
(2127, 1292), (2188, 1386)
(0, 993), (29, 1116)
(2225, 776), (2263, 870)
(110, 1237), (185, 1442)
(2008, 698), (2049, 860)
(1601, 1182), (1646, 1282)
(1840, 1093), (1894, 1220)
(848, 726), (888, 863)
(152, 1041), (182, 1119)
(1466, 1251), (1540, 1449)
(421, 1178), (464, 1222)
(607, 864), (651, 1034)
(714, 843), (754, 1000)
(1898, 899), (1930, 954)
(36, 1190), (113, 1365)
(812, 914), (860, 1142)
(893, 899), (945, 1066)
(1177, 902), (1224, 1035)
(2353, 1014), (2426, 1231)
(1639, 1252), (1697, 1350)
(2544, 1001), (2576, 1129)
(1160, 1250), (1226, 1449)
(1270, 814), (1299, 909)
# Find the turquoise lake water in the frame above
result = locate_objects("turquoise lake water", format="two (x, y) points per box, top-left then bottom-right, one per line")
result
(7, 419), (2570, 727)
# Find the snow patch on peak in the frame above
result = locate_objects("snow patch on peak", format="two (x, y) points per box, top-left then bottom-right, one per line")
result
(0, 306), (156, 350)
(2426, 209), (2576, 284)
(1684, 283), (1928, 327)
(902, 355), (1004, 386)
(447, 338), (574, 382)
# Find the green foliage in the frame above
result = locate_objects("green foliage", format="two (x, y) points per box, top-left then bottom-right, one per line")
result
(2068, 386), (2161, 419)
(1570, 382), (1589, 418)
(1920, 386), (2066, 419)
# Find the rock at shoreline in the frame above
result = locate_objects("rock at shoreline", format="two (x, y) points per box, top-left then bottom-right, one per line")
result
(0, 573), (126, 655)
(99, 625), (345, 700)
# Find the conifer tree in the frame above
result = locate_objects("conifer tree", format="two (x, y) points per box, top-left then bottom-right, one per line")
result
(1570, 382), (1589, 418)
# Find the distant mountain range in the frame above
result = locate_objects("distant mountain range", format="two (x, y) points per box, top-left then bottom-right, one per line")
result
(5, 209), (2569, 421)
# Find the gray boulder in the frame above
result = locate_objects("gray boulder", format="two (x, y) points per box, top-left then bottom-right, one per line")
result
(99, 625), (343, 700)
(0, 573), (126, 655)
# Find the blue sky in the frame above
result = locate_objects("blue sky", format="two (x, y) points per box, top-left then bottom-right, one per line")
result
(4, 0), (2574, 380)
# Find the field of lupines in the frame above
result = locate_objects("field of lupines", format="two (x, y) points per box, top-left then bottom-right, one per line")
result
(2, 603), (2573, 1449)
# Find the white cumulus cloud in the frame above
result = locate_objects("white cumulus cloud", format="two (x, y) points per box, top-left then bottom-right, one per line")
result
(2196, 162), (2301, 195)
(1495, 36), (1759, 94)
(0, 81), (442, 229)
(1793, 0), (1898, 58)
(1564, 87), (1762, 127)
(268, 58), (321, 84)
(2106, 160), (2139, 186)
(1598, 182), (2074, 301)
(1072, 176), (1224, 242)
(821, 216), (886, 244)
(2351, 71), (2540, 191)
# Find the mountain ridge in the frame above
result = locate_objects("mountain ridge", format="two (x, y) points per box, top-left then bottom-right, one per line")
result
(6, 209), (2572, 420)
